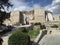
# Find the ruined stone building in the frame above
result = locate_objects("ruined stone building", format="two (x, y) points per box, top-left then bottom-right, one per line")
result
(3, 11), (20, 26)
(3, 8), (54, 26)
(45, 11), (53, 22)
(34, 8), (46, 23)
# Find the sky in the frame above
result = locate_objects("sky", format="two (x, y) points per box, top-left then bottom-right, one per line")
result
(4, 0), (60, 14)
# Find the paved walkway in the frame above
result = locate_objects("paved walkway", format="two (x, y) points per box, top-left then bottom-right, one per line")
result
(14, 24), (31, 28)
(39, 30), (60, 45)
(1, 27), (19, 45)
(2, 35), (10, 45)
(39, 34), (60, 45)
(1, 30), (15, 45)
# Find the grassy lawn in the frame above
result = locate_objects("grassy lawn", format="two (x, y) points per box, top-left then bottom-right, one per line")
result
(14, 28), (40, 40)
(28, 30), (40, 38)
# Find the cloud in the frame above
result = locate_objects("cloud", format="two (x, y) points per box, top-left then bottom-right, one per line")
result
(9, 0), (33, 11)
(45, 0), (60, 14)
(8, 0), (41, 11)
(9, 0), (28, 11)
(4, 0), (42, 12)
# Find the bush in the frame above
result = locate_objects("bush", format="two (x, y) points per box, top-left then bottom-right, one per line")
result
(34, 22), (41, 25)
(8, 30), (30, 45)
(28, 30), (39, 38)
(51, 24), (58, 28)
(18, 27), (29, 32)
(40, 25), (46, 29)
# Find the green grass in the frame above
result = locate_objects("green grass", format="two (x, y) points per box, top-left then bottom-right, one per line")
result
(14, 28), (40, 39)
(28, 30), (39, 38)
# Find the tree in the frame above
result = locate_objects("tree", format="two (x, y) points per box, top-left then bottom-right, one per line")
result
(0, 0), (12, 10)
(0, 11), (10, 25)
(8, 30), (30, 45)
(0, 0), (12, 25)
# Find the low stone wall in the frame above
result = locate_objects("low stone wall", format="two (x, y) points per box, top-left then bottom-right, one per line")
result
(47, 29), (60, 35)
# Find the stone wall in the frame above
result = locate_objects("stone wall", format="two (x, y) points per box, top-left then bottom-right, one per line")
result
(3, 8), (54, 26)
(3, 11), (20, 26)
(34, 8), (46, 23)
(53, 15), (60, 21)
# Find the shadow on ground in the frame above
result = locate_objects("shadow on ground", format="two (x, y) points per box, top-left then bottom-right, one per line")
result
(31, 41), (39, 45)
(37, 30), (47, 43)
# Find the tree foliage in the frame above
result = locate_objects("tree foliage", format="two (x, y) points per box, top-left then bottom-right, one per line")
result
(0, 0), (12, 10)
(0, 0), (12, 25)
(0, 11), (10, 25)
(8, 30), (30, 45)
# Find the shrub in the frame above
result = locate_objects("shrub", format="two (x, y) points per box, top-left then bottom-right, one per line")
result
(51, 24), (58, 28)
(40, 25), (46, 29)
(34, 22), (41, 25)
(8, 30), (30, 45)
(28, 30), (39, 38)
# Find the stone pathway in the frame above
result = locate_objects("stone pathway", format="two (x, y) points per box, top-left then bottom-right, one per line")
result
(1, 27), (18, 45)
(2, 35), (10, 45)
(39, 30), (60, 45)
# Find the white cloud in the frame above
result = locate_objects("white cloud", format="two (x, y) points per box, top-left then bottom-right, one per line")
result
(45, 0), (60, 14)
(9, 0), (34, 11)
(9, 0), (42, 11)
(9, 0), (28, 11)
(2, 0), (43, 12)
